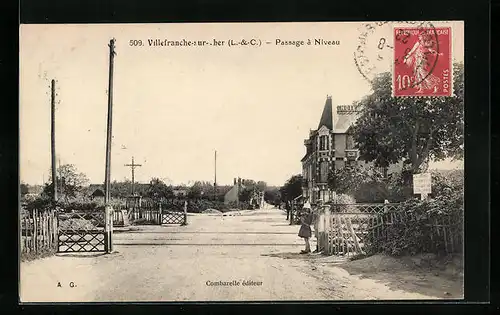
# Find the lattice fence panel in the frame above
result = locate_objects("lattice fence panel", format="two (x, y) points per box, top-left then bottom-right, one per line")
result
(161, 211), (185, 225)
(58, 230), (106, 253)
(330, 203), (402, 214)
(57, 211), (107, 253)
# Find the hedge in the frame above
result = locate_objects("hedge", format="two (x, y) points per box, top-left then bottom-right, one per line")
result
(366, 194), (463, 256)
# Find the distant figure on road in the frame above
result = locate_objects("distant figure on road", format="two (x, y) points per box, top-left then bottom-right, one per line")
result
(286, 201), (291, 220)
(298, 202), (313, 254)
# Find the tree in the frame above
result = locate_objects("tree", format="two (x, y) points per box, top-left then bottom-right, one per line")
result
(146, 178), (174, 200)
(231, 179), (265, 203)
(241, 179), (256, 187)
(109, 180), (132, 198)
(187, 182), (203, 199)
(256, 181), (267, 192)
(327, 165), (384, 196)
(279, 175), (303, 202)
(20, 182), (29, 196)
(264, 187), (281, 205)
(43, 164), (89, 200)
(351, 63), (464, 174)
(238, 186), (254, 203)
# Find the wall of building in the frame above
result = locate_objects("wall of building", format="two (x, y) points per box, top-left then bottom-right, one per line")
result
(334, 134), (347, 157)
(346, 134), (355, 150)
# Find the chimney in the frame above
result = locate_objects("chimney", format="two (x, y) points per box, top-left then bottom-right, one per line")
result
(234, 178), (237, 185)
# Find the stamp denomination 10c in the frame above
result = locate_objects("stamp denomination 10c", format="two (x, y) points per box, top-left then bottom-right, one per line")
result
(393, 27), (452, 97)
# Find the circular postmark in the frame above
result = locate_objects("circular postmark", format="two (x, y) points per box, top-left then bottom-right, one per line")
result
(353, 21), (440, 91)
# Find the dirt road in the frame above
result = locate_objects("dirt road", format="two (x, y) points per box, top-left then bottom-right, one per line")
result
(20, 206), (459, 302)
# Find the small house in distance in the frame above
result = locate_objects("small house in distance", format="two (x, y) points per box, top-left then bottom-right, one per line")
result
(224, 178), (244, 205)
(90, 188), (105, 201)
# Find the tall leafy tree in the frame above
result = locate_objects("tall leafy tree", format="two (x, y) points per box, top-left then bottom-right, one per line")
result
(147, 178), (174, 200)
(43, 164), (89, 200)
(264, 187), (281, 205)
(279, 174), (303, 202)
(256, 181), (267, 192)
(351, 63), (464, 174)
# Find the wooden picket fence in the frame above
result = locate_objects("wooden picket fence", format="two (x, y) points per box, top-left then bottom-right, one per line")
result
(370, 209), (463, 255)
(316, 203), (463, 257)
(20, 208), (58, 256)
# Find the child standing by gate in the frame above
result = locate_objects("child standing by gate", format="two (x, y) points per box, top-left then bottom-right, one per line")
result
(298, 202), (313, 254)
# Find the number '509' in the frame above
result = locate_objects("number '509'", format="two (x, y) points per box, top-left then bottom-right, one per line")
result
(129, 40), (143, 46)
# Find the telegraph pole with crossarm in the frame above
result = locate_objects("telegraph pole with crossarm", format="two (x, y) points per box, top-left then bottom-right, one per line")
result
(125, 156), (142, 195)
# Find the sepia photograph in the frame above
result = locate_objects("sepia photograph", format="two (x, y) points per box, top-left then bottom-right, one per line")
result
(19, 21), (464, 302)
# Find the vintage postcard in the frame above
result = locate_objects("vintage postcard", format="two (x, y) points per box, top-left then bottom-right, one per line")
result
(19, 21), (464, 302)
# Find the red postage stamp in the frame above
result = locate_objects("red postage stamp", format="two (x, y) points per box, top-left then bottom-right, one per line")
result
(393, 26), (452, 97)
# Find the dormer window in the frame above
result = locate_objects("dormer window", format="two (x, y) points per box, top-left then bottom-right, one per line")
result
(319, 135), (329, 151)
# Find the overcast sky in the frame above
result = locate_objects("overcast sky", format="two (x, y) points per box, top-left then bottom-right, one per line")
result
(20, 22), (464, 186)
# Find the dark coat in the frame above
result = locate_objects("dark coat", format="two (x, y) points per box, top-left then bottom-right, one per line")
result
(298, 212), (313, 238)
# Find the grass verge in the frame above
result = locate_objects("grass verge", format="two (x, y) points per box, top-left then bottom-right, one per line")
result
(21, 247), (57, 262)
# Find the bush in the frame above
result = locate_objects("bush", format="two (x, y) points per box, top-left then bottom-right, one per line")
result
(354, 181), (389, 203)
(386, 170), (414, 202)
(329, 165), (403, 203)
(367, 194), (463, 256)
(60, 200), (103, 211)
(25, 195), (256, 215)
(157, 198), (252, 213)
(430, 169), (464, 201)
(24, 196), (118, 214)
(329, 194), (358, 213)
(328, 165), (384, 195)
(24, 196), (54, 211)
(385, 169), (464, 203)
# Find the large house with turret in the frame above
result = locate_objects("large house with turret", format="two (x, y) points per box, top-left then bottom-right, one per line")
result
(301, 95), (402, 203)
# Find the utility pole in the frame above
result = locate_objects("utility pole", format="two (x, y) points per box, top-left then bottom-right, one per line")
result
(104, 38), (116, 204)
(58, 157), (62, 193)
(51, 79), (57, 202)
(125, 156), (142, 195)
(214, 150), (217, 201)
(104, 38), (116, 254)
(236, 177), (240, 208)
